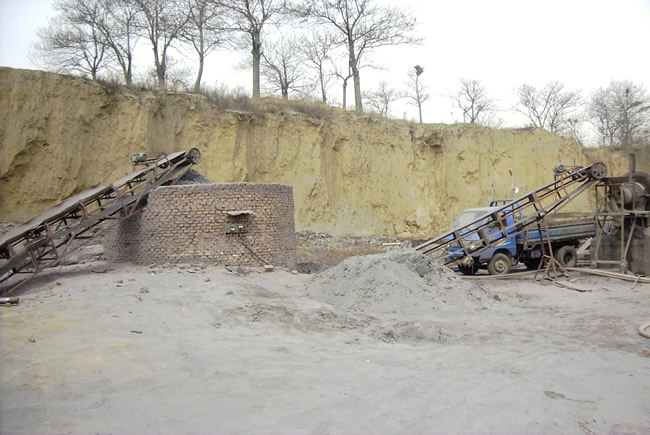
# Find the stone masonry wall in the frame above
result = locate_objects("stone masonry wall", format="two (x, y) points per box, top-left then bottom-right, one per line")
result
(104, 183), (296, 269)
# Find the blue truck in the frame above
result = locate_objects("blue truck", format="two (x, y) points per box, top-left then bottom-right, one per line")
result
(445, 201), (596, 275)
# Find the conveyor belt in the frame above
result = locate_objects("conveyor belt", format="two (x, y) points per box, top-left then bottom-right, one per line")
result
(414, 163), (608, 270)
(0, 148), (201, 294)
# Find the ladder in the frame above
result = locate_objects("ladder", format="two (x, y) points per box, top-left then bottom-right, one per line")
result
(414, 163), (608, 272)
(0, 148), (202, 294)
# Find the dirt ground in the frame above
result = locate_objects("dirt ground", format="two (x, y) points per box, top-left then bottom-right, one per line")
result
(1, 254), (649, 434)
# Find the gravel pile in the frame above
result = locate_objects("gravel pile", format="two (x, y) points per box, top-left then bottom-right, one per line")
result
(175, 169), (213, 185)
(309, 249), (491, 316)
(297, 230), (403, 249)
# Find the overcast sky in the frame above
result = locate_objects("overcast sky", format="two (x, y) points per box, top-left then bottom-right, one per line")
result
(1, 0), (649, 128)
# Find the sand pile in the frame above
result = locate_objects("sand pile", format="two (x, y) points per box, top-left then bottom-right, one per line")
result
(309, 249), (491, 316)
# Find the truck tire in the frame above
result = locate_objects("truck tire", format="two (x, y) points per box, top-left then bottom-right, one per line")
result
(524, 258), (541, 270)
(458, 263), (478, 275)
(487, 253), (512, 275)
(556, 245), (578, 267)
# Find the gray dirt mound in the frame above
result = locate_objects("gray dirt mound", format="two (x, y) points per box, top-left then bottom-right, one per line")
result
(175, 168), (213, 185)
(309, 249), (491, 316)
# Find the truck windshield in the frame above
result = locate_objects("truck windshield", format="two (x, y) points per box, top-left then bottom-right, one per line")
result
(450, 209), (495, 231)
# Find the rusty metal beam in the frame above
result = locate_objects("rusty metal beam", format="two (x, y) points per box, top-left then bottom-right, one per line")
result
(414, 163), (607, 272)
(1, 148), (201, 294)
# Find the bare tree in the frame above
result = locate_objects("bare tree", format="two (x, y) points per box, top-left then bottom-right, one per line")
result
(261, 36), (305, 98)
(588, 80), (650, 146)
(478, 112), (505, 129)
(35, 0), (142, 85)
(589, 88), (619, 145)
(299, 0), (420, 112)
(34, 26), (107, 79)
(405, 65), (429, 123)
(454, 78), (496, 125)
(97, 0), (141, 85)
(301, 30), (336, 104)
(32, 0), (110, 79)
(219, 0), (286, 98)
(564, 117), (588, 146)
(333, 59), (353, 110)
(362, 81), (400, 117)
(180, 0), (226, 92)
(134, 0), (188, 89)
(515, 82), (582, 133)
(164, 56), (194, 91)
(141, 55), (191, 90)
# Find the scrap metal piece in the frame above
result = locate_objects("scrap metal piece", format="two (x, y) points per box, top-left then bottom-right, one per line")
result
(0, 297), (19, 305)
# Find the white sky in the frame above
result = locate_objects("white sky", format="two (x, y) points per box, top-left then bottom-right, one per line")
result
(1, 0), (649, 127)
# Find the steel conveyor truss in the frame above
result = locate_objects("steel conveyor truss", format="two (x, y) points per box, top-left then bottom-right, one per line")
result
(0, 148), (202, 294)
(414, 163), (608, 274)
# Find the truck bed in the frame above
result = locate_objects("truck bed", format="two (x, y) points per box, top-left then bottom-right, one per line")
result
(517, 216), (595, 247)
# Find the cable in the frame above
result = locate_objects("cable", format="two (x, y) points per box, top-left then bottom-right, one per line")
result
(640, 321), (650, 339)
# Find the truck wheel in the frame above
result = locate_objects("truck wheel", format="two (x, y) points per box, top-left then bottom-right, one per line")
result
(458, 263), (478, 275)
(487, 253), (511, 275)
(556, 245), (578, 267)
(524, 258), (541, 270)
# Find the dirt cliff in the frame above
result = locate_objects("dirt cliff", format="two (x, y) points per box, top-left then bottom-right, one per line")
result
(0, 67), (643, 238)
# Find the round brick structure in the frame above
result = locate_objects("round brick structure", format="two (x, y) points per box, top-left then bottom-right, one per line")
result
(105, 183), (296, 269)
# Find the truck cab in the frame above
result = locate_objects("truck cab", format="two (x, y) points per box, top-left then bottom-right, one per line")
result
(445, 206), (517, 275)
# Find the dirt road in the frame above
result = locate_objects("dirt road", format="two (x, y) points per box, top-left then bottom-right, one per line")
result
(1, 256), (649, 434)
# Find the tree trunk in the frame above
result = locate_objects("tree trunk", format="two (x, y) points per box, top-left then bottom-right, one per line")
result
(352, 70), (362, 112)
(282, 78), (288, 99)
(125, 56), (132, 86)
(320, 69), (327, 104)
(153, 46), (165, 89)
(252, 31), (261, 98)
(342, 79), (347, 110)
(157, 59), (165, 90)
(415, 76), (422, 123)
(113, 46), (133, 86)
(193, 26), (205, 93)
(348, 43), (362, 112)
(194, 53), (204, 93)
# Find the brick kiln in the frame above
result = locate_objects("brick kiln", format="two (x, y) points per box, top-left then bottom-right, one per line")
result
(105, 183), (297, 269)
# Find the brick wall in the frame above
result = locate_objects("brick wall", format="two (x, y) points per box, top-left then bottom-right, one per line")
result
(104, 183), (296, 269)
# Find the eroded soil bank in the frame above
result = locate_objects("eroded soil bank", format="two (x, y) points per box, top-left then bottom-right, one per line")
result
(3, 67), (645, 239)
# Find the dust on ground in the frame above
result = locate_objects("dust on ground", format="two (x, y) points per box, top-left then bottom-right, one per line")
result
(1, 250), (649, 434)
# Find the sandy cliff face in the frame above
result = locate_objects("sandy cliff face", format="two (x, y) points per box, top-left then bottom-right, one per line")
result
(1, 68), (644, 238)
